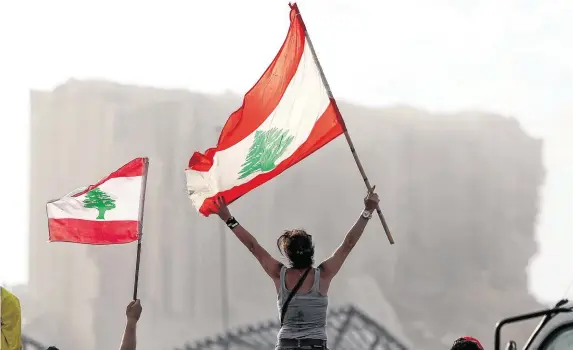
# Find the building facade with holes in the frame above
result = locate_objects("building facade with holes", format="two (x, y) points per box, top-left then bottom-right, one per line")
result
(27, 81), (411, 350)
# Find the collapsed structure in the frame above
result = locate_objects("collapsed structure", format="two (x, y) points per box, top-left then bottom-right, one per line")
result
(23, 80), (543, 350)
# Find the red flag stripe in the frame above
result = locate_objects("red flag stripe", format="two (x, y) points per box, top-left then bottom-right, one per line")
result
(48, 219), (139, 244)
(71, 157), (146, 198)
(188, 8), (306, 172)
(197, 100), (343, 215)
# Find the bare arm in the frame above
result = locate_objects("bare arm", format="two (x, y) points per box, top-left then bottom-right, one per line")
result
(119, 320), (137, 350)
(211, 196), (281, 279)
(320, 189), (379, 280)
(228, 224), (282, 279)
(319, 211), (372, 279)
(119, 300), (141, 350)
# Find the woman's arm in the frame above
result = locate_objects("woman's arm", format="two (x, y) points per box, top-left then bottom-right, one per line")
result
(228, 224), (282, 279)
(320, 188), (379, 280)
(212, 196), (282, 280)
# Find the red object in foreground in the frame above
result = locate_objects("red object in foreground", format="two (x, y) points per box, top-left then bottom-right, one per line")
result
(462, 336), (484, 350)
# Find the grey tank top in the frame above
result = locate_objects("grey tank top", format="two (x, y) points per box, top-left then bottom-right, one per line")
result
(277, 266), (328, 340)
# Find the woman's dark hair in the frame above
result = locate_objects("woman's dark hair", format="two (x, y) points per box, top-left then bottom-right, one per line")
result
(277, 229), (314, 268)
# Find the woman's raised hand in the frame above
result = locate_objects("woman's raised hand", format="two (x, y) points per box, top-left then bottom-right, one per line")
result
(364, 186), (380, 212)
(211, 196), (232, 221)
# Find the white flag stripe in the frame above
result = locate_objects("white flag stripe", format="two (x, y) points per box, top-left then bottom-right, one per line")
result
(47, 176), (143, 221)
(185, 40), (330, 209)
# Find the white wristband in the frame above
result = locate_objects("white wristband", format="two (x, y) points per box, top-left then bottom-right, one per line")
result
(361, 209), (373, 220)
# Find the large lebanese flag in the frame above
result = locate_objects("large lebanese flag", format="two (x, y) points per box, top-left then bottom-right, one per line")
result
(186, 3), (344, 216)
(46, 158), (148, 244)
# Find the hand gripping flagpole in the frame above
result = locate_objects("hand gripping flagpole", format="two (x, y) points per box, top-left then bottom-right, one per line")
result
(133, 158), (150, 300)
(291, 3), (395, 244)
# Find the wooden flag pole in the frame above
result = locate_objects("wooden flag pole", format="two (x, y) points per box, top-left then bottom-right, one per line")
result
(133, 158), (150, 300)
(291, 3), (395, 244)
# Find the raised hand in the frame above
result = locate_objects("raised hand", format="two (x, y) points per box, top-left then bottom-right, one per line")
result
(126, 299), (142, 322)
(211, 196), (232, 221)
(364, 185), (379, 212)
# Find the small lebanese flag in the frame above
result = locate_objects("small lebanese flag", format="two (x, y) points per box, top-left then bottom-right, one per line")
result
(185, 3), (344, 216)
(46, 158), (148, 244)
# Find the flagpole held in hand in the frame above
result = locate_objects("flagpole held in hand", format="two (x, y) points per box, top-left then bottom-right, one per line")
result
(133, 158), (150, 300)
(290, 3), (395, 244)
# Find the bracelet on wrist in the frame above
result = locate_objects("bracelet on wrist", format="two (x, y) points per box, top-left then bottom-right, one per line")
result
(361, 209), (373, 220)
(225, 216), (239, 229)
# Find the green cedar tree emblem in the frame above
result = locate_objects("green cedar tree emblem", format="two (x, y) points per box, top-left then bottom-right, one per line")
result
(238, 128), (294, 179)
(82, 188), (116, 220)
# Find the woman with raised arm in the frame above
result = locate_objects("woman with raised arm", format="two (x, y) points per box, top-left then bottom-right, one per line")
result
(211, 187), (380, 350)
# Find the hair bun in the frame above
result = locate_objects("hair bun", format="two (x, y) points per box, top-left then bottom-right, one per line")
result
(277, 229), (314, 268)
